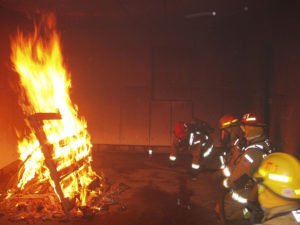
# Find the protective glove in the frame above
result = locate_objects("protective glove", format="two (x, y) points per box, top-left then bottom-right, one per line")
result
(247, 201), (261, 211)
(245, 201), (264, 223)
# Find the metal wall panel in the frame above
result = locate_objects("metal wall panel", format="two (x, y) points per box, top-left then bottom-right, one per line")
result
(152, 48), (191, 101)
(149, 101), (171, 146)
(171, 101), (193, 130)
(85, 86), (121, 145)
(0, 90), (19, 168)
(120, 87), (150, 145)
(191, 89), (222, 144)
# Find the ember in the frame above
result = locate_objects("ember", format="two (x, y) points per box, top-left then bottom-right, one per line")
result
(0, 12), (129, 220)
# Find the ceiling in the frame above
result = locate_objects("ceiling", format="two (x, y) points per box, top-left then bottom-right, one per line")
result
(0, 0), (283, 28)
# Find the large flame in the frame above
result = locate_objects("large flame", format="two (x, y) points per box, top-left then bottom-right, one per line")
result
(10, 13), (97, 207)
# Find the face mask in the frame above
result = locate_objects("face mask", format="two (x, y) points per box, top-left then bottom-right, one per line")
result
(244, 125), (263, 139)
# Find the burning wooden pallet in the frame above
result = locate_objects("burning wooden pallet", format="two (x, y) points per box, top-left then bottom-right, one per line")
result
(0, 12), (131, 221)
(0, 181), (129, 221)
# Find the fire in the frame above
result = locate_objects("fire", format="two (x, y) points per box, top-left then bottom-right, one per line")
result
(10, 13), (99, 209)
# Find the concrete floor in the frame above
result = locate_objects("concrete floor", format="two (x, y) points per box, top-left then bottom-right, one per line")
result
(0, 149), (223, 225)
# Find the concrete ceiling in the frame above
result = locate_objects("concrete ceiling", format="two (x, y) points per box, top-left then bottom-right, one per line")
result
(0, 0), (282, 28)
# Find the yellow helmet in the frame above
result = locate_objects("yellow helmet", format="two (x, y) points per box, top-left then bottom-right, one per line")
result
(254, 152), (300, 199)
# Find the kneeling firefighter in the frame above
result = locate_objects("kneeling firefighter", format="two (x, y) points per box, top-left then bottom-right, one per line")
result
(169, 118), (214, 174)
(218, 114), (245, 177)
(221, 112), (274, 225)
(216, 114), (246, 225)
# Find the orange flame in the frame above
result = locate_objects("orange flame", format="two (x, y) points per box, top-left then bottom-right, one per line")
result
(10, 13), (98, 207)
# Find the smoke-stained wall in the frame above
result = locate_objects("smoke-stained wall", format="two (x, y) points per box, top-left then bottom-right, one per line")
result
(0, 9), (28, 168)
(268, 2), (300, 157)
(1, 2), (299, 168)
(63, 15), (269, 147)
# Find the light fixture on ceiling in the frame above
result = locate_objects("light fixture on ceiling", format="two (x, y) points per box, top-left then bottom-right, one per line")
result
(184, 11), (216, 19)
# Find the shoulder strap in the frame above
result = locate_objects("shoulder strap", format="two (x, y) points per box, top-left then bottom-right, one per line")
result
(244, 138), (273, 155)
(264, 208), (300, 223)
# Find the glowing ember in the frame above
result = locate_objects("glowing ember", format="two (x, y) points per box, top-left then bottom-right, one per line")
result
(10, 12), (100, 210)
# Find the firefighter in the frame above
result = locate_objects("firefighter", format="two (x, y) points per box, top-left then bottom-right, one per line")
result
(169, 118), (214, 175)
(222, 112), (274, 224)
(216, 115), (246, 224)
(253, 152), (300, 225)
(169, 121), (189, 166)
(218, 114), (245, 177)
(219, 114), (241, 150)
